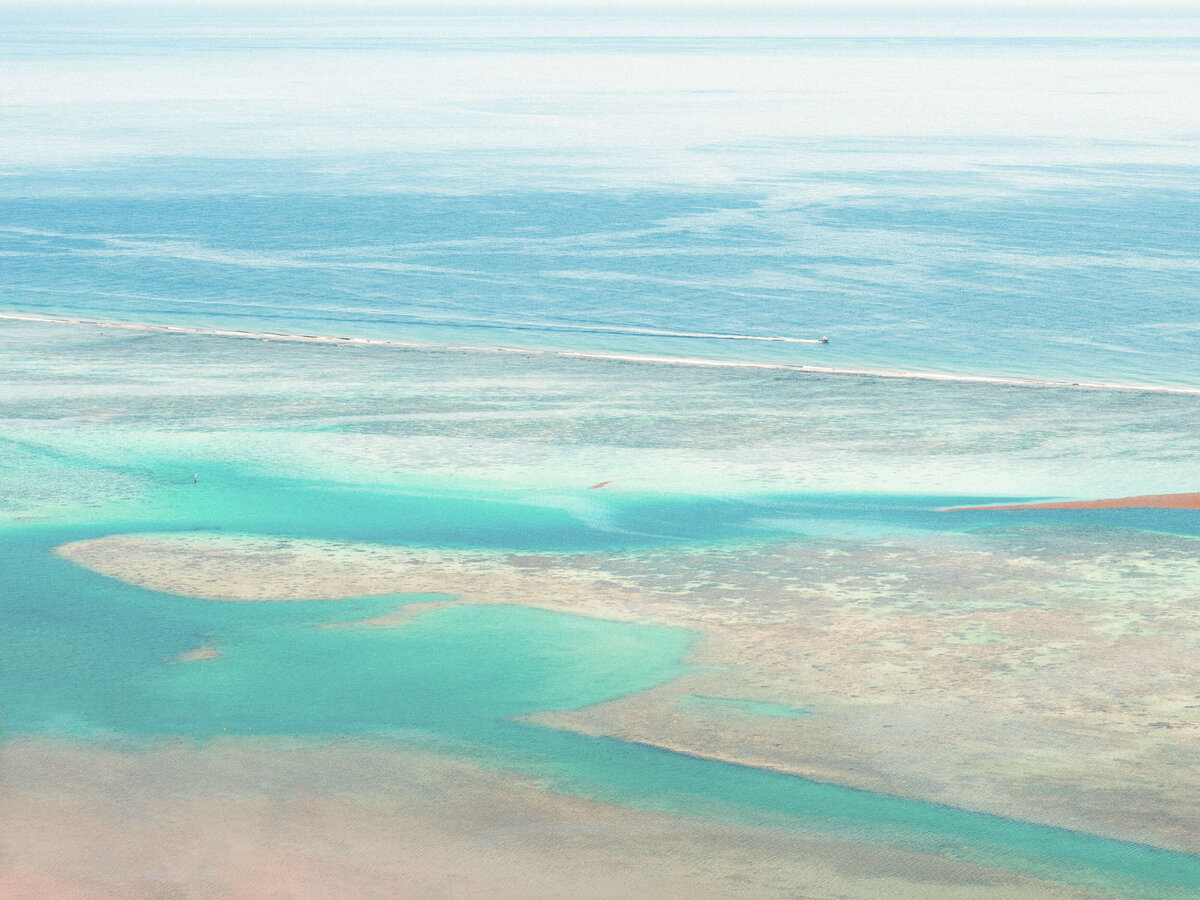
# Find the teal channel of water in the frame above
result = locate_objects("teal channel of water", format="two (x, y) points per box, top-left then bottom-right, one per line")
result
(8, 443), (1200, 546)
(4, 519), (1200, 898)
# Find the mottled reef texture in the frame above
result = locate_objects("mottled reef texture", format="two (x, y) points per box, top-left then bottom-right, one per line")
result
(59, 526), (1200, 855)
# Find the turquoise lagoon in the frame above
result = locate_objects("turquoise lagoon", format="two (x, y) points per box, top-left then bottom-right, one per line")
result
(5, 458), (1200, 896)
(5, 3), (1200, 897)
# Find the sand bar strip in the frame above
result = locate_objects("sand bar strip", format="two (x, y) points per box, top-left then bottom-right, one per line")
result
(946, 492), (1200, 511)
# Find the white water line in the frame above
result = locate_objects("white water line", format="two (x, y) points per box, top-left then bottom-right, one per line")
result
(5, 312), (1200, 396)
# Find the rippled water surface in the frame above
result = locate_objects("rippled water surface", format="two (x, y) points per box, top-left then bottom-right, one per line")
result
(3, 5), (1200, 385)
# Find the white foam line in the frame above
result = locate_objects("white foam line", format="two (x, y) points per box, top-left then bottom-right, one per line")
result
(5, 311), (1200, 396)
(483, 320), (828, 344)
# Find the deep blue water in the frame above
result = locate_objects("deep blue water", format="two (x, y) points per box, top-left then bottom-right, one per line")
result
(2, 6), (1199, 386)
(3, 164), (1199, 386)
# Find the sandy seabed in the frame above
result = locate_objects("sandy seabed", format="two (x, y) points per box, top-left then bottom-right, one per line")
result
(0, 737), (1112, 900)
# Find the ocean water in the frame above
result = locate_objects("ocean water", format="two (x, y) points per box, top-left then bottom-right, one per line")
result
(5, 5), (1200, 897)
(2, 5), (1200, 386)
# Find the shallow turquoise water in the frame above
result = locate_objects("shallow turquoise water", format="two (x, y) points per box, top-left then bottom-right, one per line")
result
(5, 490), (1200, 897)
(10, 453), (1200, 545)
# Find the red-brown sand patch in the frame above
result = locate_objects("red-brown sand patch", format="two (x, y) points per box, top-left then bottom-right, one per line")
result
(946, 492), (1200, 512)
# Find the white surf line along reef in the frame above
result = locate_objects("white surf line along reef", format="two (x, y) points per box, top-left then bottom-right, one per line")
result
(5, 311), (1200, 396)
(469, 318), (830, 344)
